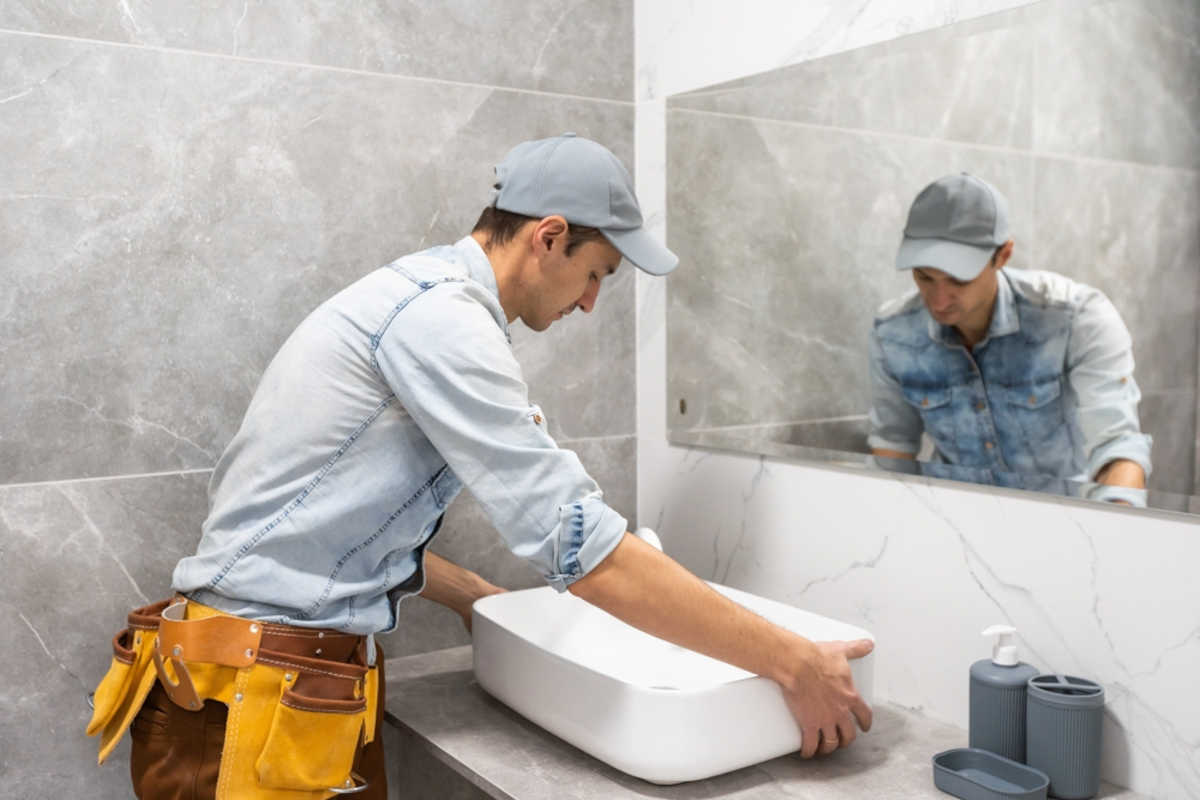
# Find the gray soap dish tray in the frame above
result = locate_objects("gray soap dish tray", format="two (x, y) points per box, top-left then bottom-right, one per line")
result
(933, 748), (1049, 800)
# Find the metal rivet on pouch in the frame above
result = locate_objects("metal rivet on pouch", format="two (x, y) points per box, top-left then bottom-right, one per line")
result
(190, 701), (199, 709)
(249, 623), (259, 634)
(315, 648), (323, 656)
(244, 648), (254, 658)
(318, 632), (325, 639)
(172, 645), (182, 657)
(285, 673), (293, 682)
(234, 693), (243, 703)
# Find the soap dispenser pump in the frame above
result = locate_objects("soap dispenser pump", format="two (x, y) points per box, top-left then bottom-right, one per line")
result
(969, 625), (1039, 762)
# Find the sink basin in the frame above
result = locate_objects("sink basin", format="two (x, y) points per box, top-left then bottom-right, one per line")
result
(471, 583), (875, 784)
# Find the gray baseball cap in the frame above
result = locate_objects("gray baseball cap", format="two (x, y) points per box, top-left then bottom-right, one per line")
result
(895, 173), (1010, 281)
(492, 133), (679, 276)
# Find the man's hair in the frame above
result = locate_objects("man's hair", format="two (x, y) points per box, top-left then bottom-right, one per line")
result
(472, 206), (607, 256)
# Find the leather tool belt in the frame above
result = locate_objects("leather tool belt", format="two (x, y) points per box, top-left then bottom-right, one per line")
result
(86, 597), (379, 799)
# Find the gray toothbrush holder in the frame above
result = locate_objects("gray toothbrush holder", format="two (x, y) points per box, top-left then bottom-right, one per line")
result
(1025, 675), (1105, 799)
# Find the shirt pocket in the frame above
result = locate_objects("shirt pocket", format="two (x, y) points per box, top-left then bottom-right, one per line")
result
(900, 385), (956, 459)
(998, 379), (1068, 445)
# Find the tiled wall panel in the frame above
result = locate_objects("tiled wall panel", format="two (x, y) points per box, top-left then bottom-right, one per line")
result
(0, 0), (633, 100)
(2, 3), (634, 796)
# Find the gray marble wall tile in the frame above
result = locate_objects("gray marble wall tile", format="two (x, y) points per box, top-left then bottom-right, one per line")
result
(1034, 0), (1200, 168)
(379, 434), (637, 658)
(669, 5), (1033, 150)
(1, 31), (634, 484)
(0, 1), (633, 101)
(1032, 156), (1200, 396)
(667, 109), (1034, 431)
(511, 264), (637, 442)
(0, 472), (209, 800)
(1139, 390), (1195, 496)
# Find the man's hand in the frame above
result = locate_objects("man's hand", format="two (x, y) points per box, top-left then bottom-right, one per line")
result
(569, 533), (874, 757)
(783, 639), (875, 757)
(419, 551), (507, 632)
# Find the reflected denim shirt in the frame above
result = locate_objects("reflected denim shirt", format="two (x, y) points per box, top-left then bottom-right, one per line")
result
(867, 268), (1152, 483)
(173, 237), (628, 635)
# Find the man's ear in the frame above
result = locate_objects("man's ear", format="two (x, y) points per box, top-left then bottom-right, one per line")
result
(530, 215), (569, 257)
(993, 239), (1015, 269)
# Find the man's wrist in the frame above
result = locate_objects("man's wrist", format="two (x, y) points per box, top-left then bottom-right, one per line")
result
(768, 632), (819, 693)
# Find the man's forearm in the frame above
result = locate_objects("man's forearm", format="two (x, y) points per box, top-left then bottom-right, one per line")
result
(871, 447), (915, 461)
(1094, 458), (1146, 490)
(568, 533), (817, 691)
(419, 550), (504, 626)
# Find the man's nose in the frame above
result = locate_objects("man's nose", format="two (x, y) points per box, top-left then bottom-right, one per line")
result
(577, 280), (601, 313)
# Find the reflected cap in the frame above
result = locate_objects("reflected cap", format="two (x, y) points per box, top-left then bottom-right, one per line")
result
(491, 133), (679, 276)
(895, 173), (1010, 282)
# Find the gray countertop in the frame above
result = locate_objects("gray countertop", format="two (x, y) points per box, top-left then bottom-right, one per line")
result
(383, 646), (1144, 800)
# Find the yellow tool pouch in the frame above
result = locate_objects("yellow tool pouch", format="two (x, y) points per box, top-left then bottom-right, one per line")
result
(86, 600), (169, 764)
(87, 598), (378, 799)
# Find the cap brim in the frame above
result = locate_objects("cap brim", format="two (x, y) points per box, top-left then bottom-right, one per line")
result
(896, 237), (993, 282)
(602, 227), (679, 276)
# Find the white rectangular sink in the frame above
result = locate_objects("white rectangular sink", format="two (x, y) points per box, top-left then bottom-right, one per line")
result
(471, 583), (875, 784)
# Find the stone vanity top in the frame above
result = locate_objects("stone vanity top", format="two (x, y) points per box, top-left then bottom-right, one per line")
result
(384, 646), (1144, 800)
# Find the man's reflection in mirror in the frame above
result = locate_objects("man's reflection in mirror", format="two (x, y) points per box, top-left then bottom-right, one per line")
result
(865, 173), (1151, 503)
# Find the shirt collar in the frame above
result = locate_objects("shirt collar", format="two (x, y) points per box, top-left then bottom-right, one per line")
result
(453, 235), (512, 341)
(926, 270), (1019, 346)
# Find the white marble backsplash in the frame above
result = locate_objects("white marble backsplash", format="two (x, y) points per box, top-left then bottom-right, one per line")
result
(651, 448), (1200, 798)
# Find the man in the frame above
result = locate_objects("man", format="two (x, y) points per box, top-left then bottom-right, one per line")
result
(868, 172), (1151, 496)
(88, 134), (874, 799)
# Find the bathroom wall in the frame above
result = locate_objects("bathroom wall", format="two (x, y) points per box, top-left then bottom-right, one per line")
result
(0, 3), (634, 797)
(665, 0), (1200, 496)
(636, 2), (1200, 798)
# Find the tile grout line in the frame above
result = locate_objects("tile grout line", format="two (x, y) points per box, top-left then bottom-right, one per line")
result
(0, 26), (635, 107)
(667, 106), (1200, 177)
(0, 467), (213, 491)
(0, 434), (638, 490)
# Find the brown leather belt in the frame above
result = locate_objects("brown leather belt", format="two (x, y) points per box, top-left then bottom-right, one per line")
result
(150, 597), (368, 712)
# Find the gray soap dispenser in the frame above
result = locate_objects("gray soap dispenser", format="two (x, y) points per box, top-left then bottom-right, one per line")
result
(969, 625), (1039, 762)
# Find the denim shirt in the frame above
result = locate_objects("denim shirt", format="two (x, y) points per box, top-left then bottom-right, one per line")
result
(867, 268), (1152, 482)
(172, 236), (628, 635)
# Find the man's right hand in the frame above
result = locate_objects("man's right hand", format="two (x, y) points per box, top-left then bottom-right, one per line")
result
(569, 534), (877, 758)
(781, 638), (875, 757)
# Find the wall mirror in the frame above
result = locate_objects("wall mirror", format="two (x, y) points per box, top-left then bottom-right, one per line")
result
(665, 0), (1200, 514)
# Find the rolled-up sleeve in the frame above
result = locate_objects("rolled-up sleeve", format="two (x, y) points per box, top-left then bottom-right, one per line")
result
(866, 327), (922, 454)
(373, 281), (627, 591)
(1066, 290), (1153, 480)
